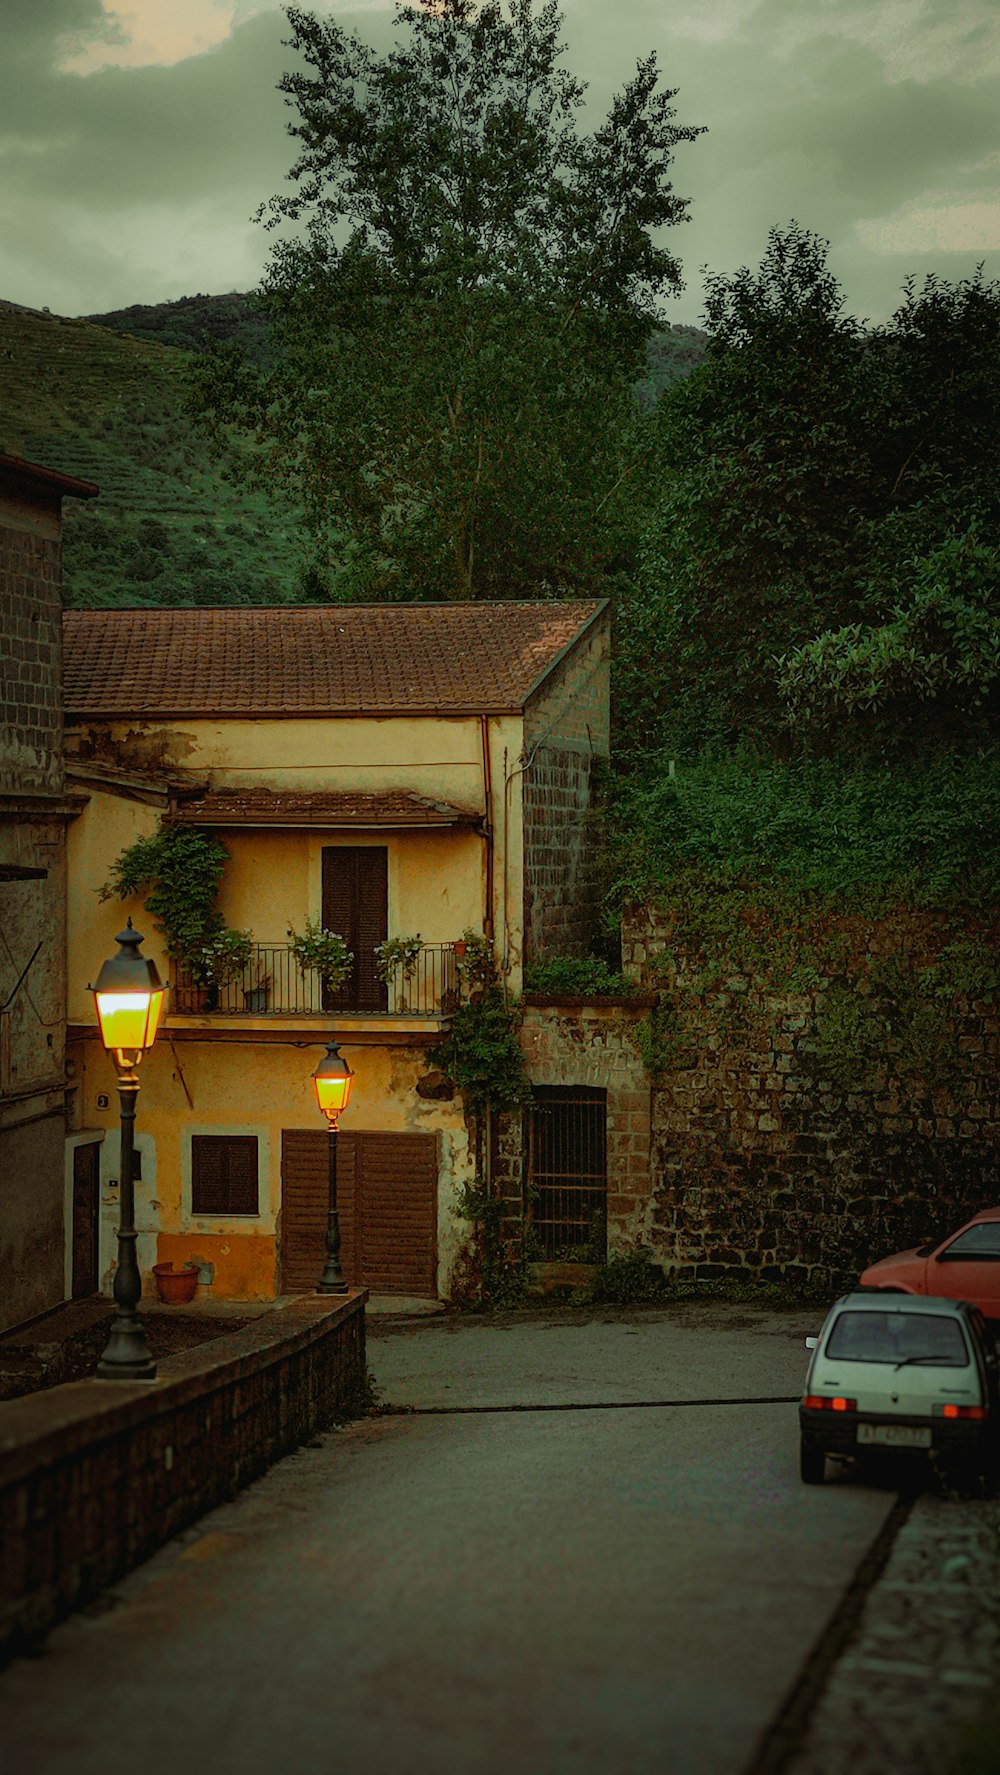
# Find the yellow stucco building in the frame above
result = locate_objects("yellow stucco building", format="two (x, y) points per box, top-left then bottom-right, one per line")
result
(63, 600), (610, 1303)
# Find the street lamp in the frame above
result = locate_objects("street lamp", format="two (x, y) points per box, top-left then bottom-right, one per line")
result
(312, 1040), (354, 1295)
(89, 919), (165, 1380)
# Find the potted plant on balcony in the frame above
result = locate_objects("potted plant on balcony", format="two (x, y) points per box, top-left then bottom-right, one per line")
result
(288, 920), (353, 994)
(453, 929), (497, 997)
(196, 926), (255, 1001)
(374, 934), (423, 1011)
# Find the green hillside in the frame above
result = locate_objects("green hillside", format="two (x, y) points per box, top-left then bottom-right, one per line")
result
(84, 292), (271, 364)
(0, 293), (706, 608)
(0, 299), (302, 607)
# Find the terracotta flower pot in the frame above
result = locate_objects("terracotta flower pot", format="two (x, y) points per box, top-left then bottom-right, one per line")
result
(152, 1262), (200, 1304)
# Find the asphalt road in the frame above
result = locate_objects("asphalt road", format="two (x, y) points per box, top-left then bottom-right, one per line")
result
(0, 1307), (896, 1775)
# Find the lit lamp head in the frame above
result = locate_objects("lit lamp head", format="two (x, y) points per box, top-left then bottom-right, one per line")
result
(313, 1040), (354, 1125)
(90, 919), (166, 1072)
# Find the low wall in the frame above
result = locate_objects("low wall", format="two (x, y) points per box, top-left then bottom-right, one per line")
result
(0, 1291), (366, 1664)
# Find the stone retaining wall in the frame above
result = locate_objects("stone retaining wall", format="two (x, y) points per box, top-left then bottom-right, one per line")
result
(0, 1293), (366, 1664)
(624, 906), (1000, 1290)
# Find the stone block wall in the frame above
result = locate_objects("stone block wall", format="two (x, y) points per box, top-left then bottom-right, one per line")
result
(521, 614), (610, 962)
(0, 516), (62, 795)
(624, 906), (1000, 1291)
(522, 747), (603, 958)
(516, 999), (654, 1252)
(0, 1293), (366, 1662)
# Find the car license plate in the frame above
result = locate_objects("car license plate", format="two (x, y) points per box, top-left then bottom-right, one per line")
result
(857, 1423), (932, 1449)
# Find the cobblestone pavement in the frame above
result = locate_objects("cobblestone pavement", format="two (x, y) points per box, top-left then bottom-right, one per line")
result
(775, 1490), (1000, 1775)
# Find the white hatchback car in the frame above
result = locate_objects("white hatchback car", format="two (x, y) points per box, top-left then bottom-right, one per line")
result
(799, 1291), (998, 1485)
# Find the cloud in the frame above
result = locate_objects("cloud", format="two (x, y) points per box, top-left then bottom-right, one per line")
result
(0, 0), (996, 322)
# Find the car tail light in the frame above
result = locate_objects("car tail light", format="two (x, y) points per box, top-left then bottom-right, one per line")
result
(803, 1395), (857, 1412)
(933, 1404), (987, 1420)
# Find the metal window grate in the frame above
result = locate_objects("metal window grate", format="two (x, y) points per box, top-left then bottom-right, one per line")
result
(527, 1086), (607, 1262)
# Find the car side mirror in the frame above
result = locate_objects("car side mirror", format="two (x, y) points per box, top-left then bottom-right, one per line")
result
(804, 1335), (818, 1350)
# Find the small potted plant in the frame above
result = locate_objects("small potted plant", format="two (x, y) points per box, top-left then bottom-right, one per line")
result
(196, 926), (254, 991)
(453, 929), (497, 996)
(288, 920), (353, 993)
(374, 934), (423, 1010)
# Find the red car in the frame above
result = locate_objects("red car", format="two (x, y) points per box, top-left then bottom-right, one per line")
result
(859, 1208), (1000, 1321)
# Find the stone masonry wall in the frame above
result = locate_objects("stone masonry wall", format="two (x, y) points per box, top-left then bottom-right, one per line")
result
(521, 615), (610, 963)
(506, 1000), (654, 1257)
(522, 746), (603, 959)
(0, 515), (62, 795)
(0, 1294), (366, 1662)
(624, 906), (1000, 1292)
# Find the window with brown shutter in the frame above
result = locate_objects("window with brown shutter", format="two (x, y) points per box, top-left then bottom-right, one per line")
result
(191, 1135), (260, 1215)
(321, 846), (388, 1012)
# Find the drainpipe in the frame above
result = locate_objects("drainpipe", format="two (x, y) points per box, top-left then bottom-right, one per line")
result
(480, 714), (494, 940)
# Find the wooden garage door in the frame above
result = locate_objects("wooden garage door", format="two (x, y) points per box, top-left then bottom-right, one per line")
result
(280, 1129), (437, 1296)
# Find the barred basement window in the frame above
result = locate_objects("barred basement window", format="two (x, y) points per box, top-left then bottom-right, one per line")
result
(527, 1086), (607, 1262)
(191, 1135), (259, 1216)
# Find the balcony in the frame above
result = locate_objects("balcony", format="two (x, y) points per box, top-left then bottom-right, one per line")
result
(170, 943), (460, 1022)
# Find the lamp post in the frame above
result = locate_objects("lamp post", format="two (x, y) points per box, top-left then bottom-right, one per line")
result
(312, 1040), (353, 1294)
(89, 919), (165, 1380)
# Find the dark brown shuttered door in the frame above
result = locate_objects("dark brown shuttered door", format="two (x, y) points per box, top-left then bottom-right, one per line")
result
(280, 1129), (437, 1295)
(321, 846), (388, 1012)
(71, 1141), (100, 1298)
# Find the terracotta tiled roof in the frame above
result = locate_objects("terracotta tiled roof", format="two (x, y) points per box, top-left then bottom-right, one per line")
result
(62, 601), (606, 717)
(167, 788), (482, 827)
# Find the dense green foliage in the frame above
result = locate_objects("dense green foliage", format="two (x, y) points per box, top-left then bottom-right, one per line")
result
(609, 751), (1000, 909)
(523, 955), (636, 996)
(616, 227), (1000, 760)
(84, 293), (271, 364)
(191, 0), (703, 600)
(101, 826), (231, 969)
(431, 989), (531, 1115)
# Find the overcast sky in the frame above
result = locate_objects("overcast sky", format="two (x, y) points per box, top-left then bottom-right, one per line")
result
(3, 0), (998, 327)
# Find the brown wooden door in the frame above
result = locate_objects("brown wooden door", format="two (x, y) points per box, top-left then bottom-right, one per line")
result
(280, 1128), (437, 1296)
(321, 846), (388, 1012)
(71, 1141), (100, 1298)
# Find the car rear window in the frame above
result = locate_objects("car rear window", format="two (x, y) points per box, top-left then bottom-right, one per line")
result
(826, 1310), (970, 1367)
(942, 1223), (1000, 1258)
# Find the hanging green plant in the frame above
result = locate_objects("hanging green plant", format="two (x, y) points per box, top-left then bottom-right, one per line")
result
(374, 934), (423, 986)
(100, 824), (230, 966)
(453, 929), (498, 995)
(431, 988), (530, 1116)
(195, 925), (255, 988)
(288, 919), (353, 990)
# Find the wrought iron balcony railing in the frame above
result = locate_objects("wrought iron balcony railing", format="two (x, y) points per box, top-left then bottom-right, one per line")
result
(171, 943), (460, 1020)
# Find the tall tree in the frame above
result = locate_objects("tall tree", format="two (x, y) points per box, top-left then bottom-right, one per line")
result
(617, 226), (1000, 759)
(191, 0), (703, 599)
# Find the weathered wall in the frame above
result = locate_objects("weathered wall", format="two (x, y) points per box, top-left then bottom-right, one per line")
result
(0, 1293), (366, 1663)
(520, 1000), (653, 1249)
(468, 998), (653, 1292)
(520, 615), (609, 962)
(66, 1028), (476, 1302)
(0, 491), (62, 796)
(624, 906), (1000, 1291)
(0, 477), (70, 1330)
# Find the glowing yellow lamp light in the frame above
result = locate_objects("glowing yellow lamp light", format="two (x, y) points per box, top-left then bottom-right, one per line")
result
(312, 1041), (354, 1122)
(91, 920), (166, 1068)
